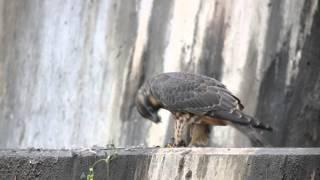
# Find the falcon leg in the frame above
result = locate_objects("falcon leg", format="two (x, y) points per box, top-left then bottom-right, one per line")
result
(174, 115), (191, 147)
(189, 124), (210, 147)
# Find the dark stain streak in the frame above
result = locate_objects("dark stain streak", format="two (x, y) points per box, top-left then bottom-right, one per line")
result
(104, 0), (140, 119)
(134, 155), (152, 180)
(255, 0), (287, 147)
(197, 0), (226, 81)
(196, 156), (209, 178)
(185, 170), (192, 179)
(121, 0), (175, 146)
(179, 46), (187, 71)
(256, 0), (320, 147)
(175, 156), (185, 180)
(119, 44), (137, 122)
(283, 6), (320, 146)
(299, 0), (311, 35)
(112, 0), (145, 146)
(178, 156), (185, 173)
(239, 36), (258, 112)
(142, 0), (174, 76)
(256, 32), (291, 146)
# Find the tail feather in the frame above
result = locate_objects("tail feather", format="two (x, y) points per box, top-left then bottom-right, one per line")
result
(211, 110), (272, 131)
(208, 110), (273, 147)
(232, 124), (272, 147)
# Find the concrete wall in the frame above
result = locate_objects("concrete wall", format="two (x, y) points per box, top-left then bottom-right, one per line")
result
(0, 148), (319, 180)
(0, 0), (319, 148)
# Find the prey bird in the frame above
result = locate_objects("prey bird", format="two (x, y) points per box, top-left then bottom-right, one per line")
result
(135, 72), (272, 147)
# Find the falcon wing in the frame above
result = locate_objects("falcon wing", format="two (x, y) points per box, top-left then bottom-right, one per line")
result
(149, 72), (241, 115)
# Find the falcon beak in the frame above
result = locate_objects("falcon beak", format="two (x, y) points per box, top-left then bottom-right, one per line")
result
(151, 113), (161, 123)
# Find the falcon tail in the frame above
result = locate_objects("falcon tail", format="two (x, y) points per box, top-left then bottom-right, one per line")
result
(209, 110), (272, 147)
(232, 125), (272, 147)
(210, 110), (272, 131)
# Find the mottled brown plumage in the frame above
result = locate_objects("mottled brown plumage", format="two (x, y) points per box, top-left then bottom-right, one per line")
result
(135, 72), (272, 147)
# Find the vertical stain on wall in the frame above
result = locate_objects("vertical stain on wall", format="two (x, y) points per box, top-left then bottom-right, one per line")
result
(119, 0), (175, 146)
(284, 5), (320, 146)
(120, 0), (174, 122)
(256, 0), (320, 147)
(143, 0), (174, 75)
(196, 156), (209, 178)
(254, 0), (288, 146)
(256, 34), (291, 146)
(197, 1), (226, 80)
(104, 0), (140, 145)
(239, 38), (258, 113)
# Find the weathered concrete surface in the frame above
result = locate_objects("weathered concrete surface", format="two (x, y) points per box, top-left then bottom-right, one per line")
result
(0, 0), (319, 148)
(0, 148), (319, 180)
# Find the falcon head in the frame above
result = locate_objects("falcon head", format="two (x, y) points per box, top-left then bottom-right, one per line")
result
(135, 82), (161, 123)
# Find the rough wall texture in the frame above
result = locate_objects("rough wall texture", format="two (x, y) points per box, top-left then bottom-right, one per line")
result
(0, 148), (319, 180)
(0, 0), (319, 148)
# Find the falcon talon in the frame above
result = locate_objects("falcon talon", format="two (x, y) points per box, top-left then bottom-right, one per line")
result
(165, 143), (175, 148)
(136, 72), (273, 147)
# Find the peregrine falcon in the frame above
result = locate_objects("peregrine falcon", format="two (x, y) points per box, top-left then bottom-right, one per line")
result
(135, 72), (272, 147)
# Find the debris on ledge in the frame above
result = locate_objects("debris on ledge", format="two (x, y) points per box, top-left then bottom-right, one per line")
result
(0, 148), (319, 180)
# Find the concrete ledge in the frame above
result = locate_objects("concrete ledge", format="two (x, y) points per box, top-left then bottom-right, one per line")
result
(0, 148), (319, 180)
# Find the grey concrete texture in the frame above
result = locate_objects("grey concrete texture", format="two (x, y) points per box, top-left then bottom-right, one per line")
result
(0, 148), (319, 180)
(0, 0), (319, 149)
